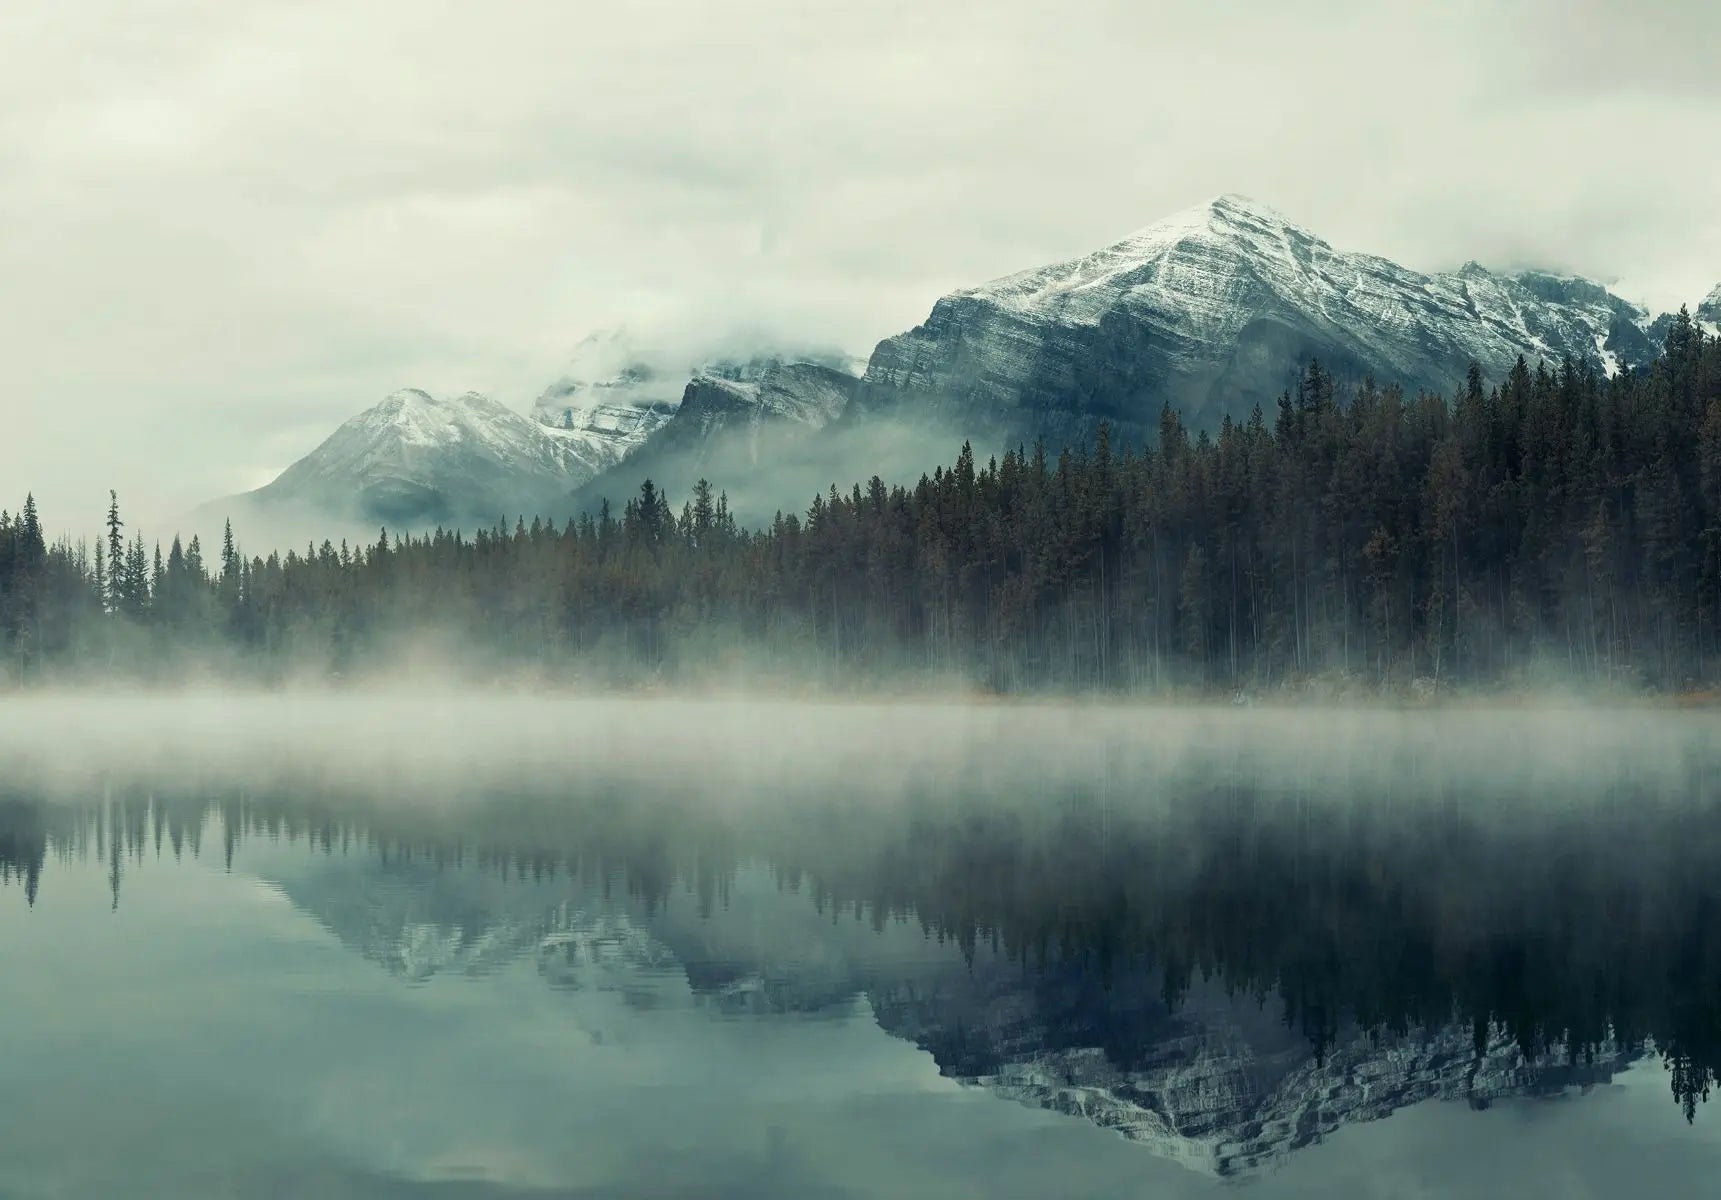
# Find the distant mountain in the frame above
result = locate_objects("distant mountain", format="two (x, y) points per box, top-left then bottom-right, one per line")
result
(567, 356), (872, 523)
(197, 388), (603, 546)
(530, 333), (868, 495)
(201, 200), (1711, 541)
(1699, 283), (1721, 330)
(530, 329), (685, 472)
(855, 194), (1676, 447)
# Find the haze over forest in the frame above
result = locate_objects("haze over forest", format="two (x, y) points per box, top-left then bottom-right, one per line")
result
(10, 8), (1721, 1198)
(6, 324), (1721, 693)
(4, 1), (1721, 697)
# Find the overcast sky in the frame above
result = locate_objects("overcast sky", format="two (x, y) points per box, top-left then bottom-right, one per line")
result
(3, 0), (1718, 533)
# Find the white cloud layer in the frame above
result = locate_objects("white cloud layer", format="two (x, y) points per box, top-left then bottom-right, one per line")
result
(2, 0), (1718, 533)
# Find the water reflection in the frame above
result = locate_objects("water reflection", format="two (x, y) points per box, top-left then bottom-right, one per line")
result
(4, 748), (1720, 1187)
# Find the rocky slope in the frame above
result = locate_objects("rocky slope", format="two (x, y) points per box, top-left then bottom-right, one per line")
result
(530, 333), (869, 490)
(856, 193), (1677, 446)
(641, 359), (856, 460)
(201, 202), (1712, 540)
(198, 388), (606, 546)
(1699, 283), (1721, 332)
(567, 357), (867, 521)
(530, 330), (686, 474)
(538, 388), (676, 480)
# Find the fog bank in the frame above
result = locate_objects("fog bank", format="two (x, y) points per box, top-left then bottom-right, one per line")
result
(1, 691), (1715, 806)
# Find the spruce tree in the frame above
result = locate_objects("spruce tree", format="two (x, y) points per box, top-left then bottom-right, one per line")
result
(105, 491), (124, 613)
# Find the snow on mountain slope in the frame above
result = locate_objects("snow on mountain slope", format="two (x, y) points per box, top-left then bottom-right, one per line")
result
(859, 194), (1675, 445)
(531, 333), (868, 483)
(963, 196), (1658, 372)
(542, 393), (677, 479)
(568, 356), (865, 521)
(531, 330), (685, 474)
(200, 204), (1708, 545)
(1699, 283), (1721, 335)
(202, 388), (603, 543)
(273, 388), (584, 485)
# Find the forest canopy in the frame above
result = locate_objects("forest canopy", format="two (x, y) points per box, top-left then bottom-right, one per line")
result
(3, 309), (1719, 693)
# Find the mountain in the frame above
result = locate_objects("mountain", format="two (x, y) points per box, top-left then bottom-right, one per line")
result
(567, 356), (871, 522)
(538, 384), (675, 480)
(530, 333), (869, 492)
(203, 199), (1709, 540)
(855, 193), (1673, 447)
(530, 330), (685, 473)
(645, 358), (857, 458)
(1699, 283), (1721, 331)
(199, 388), (604, 546)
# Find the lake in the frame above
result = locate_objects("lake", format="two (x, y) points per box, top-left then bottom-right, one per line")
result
(2, 696), (1719, 1197)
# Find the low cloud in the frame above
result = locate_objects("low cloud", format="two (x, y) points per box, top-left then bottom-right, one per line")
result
(2, 0), (1717, 536)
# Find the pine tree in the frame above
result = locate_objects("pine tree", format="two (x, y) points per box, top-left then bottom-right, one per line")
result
(105, 491), (124, 614)
(217, 518), (241, 623)
(151, 541), (165, 614)
(20, 494), (43, 562)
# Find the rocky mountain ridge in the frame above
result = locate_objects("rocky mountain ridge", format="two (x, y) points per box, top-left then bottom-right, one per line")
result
(194, 387), (611, 546)
(566, 357), (862, 519)
(854, 193), (1683, 446)
(202, 196), (1716, 541)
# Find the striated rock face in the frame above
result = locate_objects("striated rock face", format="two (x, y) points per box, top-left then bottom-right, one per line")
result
(867, 966), (1637, 1178)
(530, 333), (865, 485)
(1699, 283), (1721, 333)
(645, 360), (855, 460)
(530, 332), (684, 476)
(568, 357), (862, 520)
(539, 387), (677, 480)
(857, 194), (1674, 447)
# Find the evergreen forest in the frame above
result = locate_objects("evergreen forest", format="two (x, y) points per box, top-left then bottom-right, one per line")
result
(3, 310), (1720, 693)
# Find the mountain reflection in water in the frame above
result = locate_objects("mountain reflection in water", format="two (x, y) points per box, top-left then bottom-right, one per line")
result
(2, 705), (1721, 1193)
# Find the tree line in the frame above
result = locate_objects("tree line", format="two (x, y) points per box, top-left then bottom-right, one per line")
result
(3, 308), (1719, 691)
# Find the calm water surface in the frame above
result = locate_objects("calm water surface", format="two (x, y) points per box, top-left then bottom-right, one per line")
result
(2, 700), (1720, 1197)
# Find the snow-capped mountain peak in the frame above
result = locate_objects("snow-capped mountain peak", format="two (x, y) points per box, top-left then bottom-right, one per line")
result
(863, 194), (1683, 440)
(962, 193), (1316, 327)
(200, 387), (611, 542)
(530, 331), (694, 477)
(536, 336), (871, 510)
(278, 388), (578, 482)
(200, 200), (1710, 548)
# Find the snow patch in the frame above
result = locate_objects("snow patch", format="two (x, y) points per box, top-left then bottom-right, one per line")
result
(937, 193), (1659, 388)
(1595, 331), (1620, 378)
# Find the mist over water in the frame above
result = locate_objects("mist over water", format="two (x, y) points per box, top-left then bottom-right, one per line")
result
(3, 695), (1721, 1195)
(1, 691), (1712, 798)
